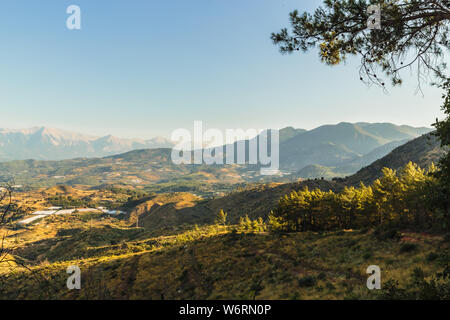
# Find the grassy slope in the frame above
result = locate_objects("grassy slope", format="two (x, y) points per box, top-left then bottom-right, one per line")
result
(1, 221), (447, 300)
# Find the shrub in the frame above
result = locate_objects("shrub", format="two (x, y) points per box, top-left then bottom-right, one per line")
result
(362, 251), (373, 260)
(426, 252), (439, 262)
(359, 227), (370, 234)
(374, 225), (401, 241)
(325, 282), (336, 291)
(379, 267), (450, 300)
(298, 275), (317, 287)
(317, 272), (326, 280)
(443, 233), (450, 243)
(399, 243), (418, 253)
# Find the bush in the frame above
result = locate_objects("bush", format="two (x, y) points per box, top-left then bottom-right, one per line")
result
(298, 275), (317, 287)
(317, 272), (326, 280)
(379, 267), (450, 300)
(374, 225), (401, 241)
(359, 227), (370, 234)
(325, 282), (335, 291)
(426, 252), (439, 262)
(362, 251), (373, 260)
(399, 243), (418, 253)
(443, 233), (450, 243)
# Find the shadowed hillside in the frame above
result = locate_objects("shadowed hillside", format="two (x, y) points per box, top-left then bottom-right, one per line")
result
(124, 181), (342, 233)
(345, 133), (445, 185)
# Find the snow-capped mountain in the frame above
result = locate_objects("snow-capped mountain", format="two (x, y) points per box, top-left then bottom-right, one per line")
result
(0, 127), (174, 161)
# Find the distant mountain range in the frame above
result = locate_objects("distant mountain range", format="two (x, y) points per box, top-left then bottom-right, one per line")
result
(278, 122), (432, 171)
(0, 127), (173, 161)
(208, 122), (432, 176)
(0, 126), (441, 192)
(0, 122), (433, 185)
(0, 123), (431, 164)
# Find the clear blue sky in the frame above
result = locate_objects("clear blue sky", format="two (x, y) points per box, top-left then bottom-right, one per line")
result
(0, 0), (444, 139)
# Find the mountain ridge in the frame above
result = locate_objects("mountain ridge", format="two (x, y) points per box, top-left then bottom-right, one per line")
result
(278, 122), (431, 171)
(0, 126), (174, 161)
(345, 132), (445, 185)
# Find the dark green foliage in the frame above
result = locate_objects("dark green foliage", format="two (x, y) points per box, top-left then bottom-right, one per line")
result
(317, 272), (327, 280)
(432, 80), (450, 228)
(359, 227), (369, 234)
(325, 282), (336, 291)
(298, 275), (317, 288)
(362, 251), (373, 260)
(399, 243), (418, 253)
(379, 267), (450, 300)
(444, 233), (450, 243)
(373, 225), (401, 241)
(46, 194), (98, 209)
(426, 252), (439, 262)
(345, 133), (443, 186)
(272, 162), (446, 233)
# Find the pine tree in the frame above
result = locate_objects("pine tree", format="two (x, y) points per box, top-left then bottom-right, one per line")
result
(272, 1), (449, 87)
(267, 211), (285, 232)
(215, 209), (228, 226)
(270, 162), (442, 232)
(433, 80), (450, 223)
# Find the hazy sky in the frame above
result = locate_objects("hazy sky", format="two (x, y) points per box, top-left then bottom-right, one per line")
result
(0, 0), (445, 139)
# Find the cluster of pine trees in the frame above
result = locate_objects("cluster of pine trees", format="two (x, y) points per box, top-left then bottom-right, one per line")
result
(270, 162), (448, 232)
